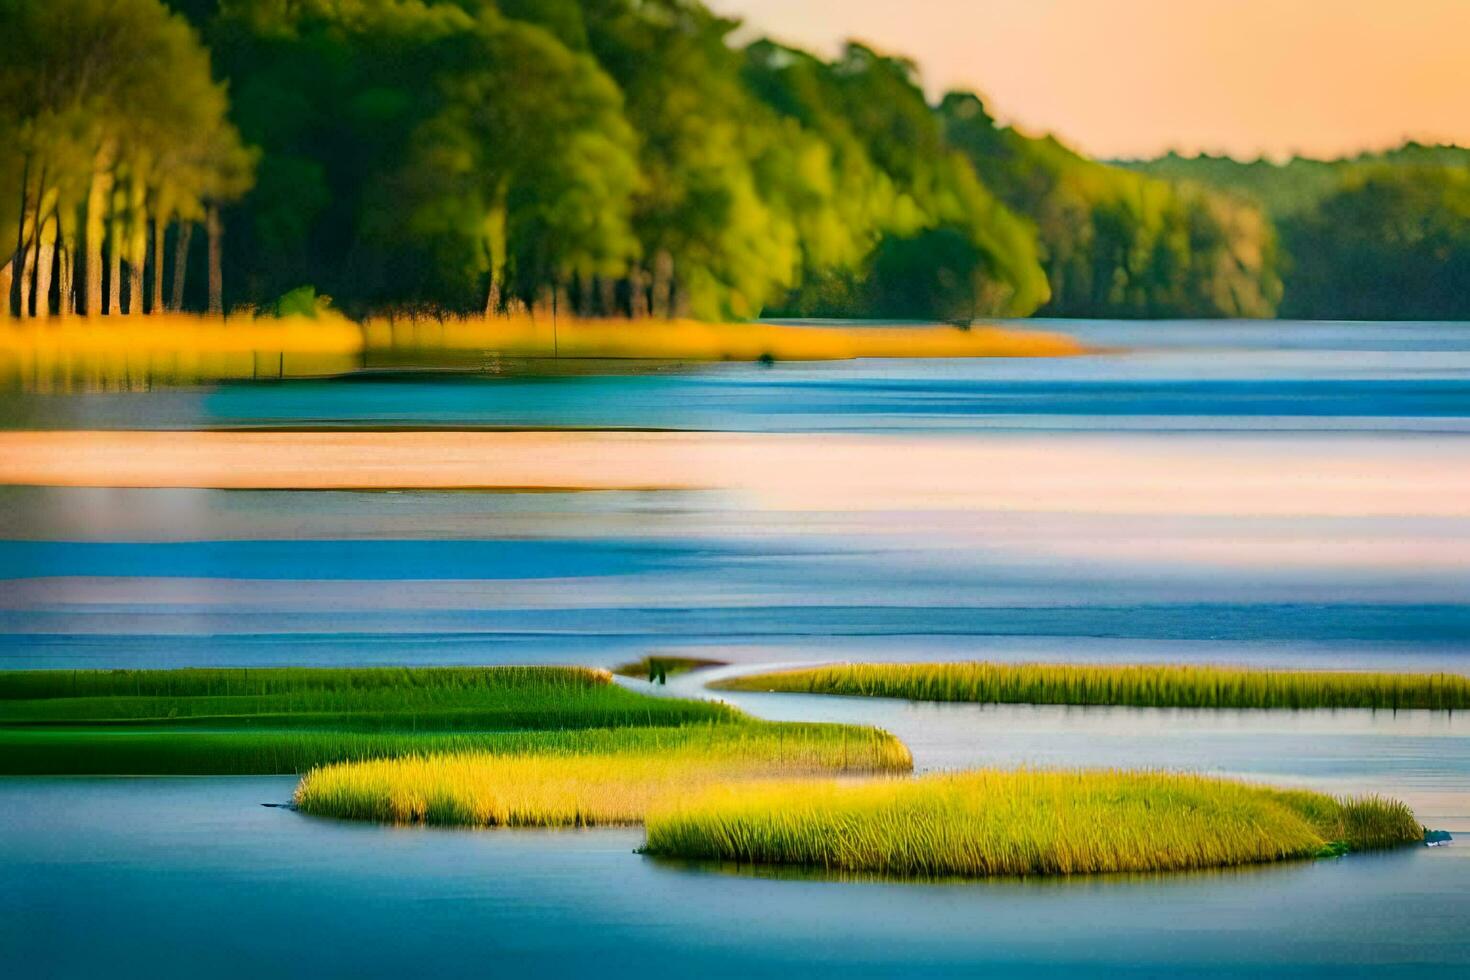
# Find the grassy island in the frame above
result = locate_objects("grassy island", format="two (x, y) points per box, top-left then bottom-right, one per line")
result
(644, 770), (1423, 877)
(712, 662), (1470, 711)
(0, 665), (908, 776)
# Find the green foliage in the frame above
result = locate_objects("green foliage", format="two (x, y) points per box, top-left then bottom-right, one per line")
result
(715, 662), (1470, 710)
(10, 0), (1455, 320)
(939, 93), (1280, 318)
(1, 0), (251, 315)
(1123, 143), (1470, 319)
(1279, 167), (1470, 320)
(643, 770), (1423, 877)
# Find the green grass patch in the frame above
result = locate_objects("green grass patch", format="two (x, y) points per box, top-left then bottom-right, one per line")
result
(0, 665), (734, 730)
(0, 721), (912, 777)
(713, 662), (1470, 710)
(0, 665), (910, 776)
(642, 770), (1424, 877)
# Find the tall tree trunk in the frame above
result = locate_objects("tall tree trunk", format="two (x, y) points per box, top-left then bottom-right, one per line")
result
(107, 213), (122, 316)
(56, 203), (76, 317)
(125, 186), (145, 315)
(25, 169), (52, 317)
(150, 216), (165, 313)
(126, 260), (142, 315)
(10, 154), (30, 318)
(170, 220), (192, 312)
(83, 149), (113, 316)
(206, 203), (223, 314)
(33, 210), (57, 319)
(106, 177), (122, 315)
(58, 243), (74, 317)
(18, 225), (36, 318)
(0, 258), (11, 312)
(484, 272), (501, 317)
(651, 250), (674, 319)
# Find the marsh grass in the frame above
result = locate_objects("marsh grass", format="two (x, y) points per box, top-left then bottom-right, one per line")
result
(0, 313), (363, 390)
(293, 731), (909, 827)
(0, 720), (910, 776)
(0, 663), (911, 776)
(0, 666), (734, 730)
(361, 315), (1084, 363)
(714, 662), (1470, 711)
(642, 770), (1423, 878)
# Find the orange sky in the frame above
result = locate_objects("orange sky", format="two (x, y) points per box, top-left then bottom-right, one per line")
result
(716, 0), (1470, 160)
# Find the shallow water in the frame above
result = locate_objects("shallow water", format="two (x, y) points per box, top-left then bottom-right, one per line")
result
(3, 702), (1467, 979)
(2, 319), (1469, 975)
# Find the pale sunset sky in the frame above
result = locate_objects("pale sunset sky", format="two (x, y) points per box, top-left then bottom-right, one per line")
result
(715, 0), (1470, 160)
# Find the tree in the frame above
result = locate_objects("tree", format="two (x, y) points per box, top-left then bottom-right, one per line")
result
(1281, 167), (1470, 320)
(0, 0), (251, 318)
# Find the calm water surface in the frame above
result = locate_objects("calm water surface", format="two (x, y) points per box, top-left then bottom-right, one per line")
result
(2, 320), (1469, 976)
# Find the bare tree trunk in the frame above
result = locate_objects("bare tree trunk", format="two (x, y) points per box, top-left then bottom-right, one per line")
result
(170, 220), (192, 312)
(651, 250), (674, 319)
(107, 216), (122, 315)
(10, 154), (29, 318)
(484, 272), (501, 317)
(150, 216), (165, 313)
(206, 203), (223, 314)
(18, 196), (40, 319)
(126, 261), (142, 315)
(125, 189), (145, 315)
(58, 243), (74, 317)
(0, 258), (11, 311)
(33, 210), (57, 319)
(83, 150), (113, 316)
(18, 238), (35, 318)
(106, 177), (122, 315)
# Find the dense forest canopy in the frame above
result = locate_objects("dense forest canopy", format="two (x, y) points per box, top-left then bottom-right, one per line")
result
(2, 0), (1467, 321)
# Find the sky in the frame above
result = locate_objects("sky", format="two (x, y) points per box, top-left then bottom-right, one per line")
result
(714, 0), (1470, 161)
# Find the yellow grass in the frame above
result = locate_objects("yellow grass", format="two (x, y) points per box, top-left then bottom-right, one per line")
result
(715, 661), (1470, 710)
(0, 312), (363, 390)
(644, 770), (1423, 877)
(360, 313), (1085, 361)
(294, 728), (913, 827)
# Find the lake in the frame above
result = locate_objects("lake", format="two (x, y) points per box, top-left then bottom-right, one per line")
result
(2, 319), (1468, 976)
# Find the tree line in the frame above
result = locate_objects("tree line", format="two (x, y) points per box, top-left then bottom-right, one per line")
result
(2, 0), (1465, 322)
(1124, 144), (1470, 320)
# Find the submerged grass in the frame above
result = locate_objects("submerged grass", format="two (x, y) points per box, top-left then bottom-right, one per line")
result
(714, 662), (1470, 711)
(643, 770), (1423, 877)
(0, 666), (734, 730)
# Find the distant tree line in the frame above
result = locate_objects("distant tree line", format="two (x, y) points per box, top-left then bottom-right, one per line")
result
(2, 0), (1466, 322)
(1124, 144), (1470, 320)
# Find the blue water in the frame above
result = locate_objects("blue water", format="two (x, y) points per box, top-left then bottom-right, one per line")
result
(3, 319), (1469, 976)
